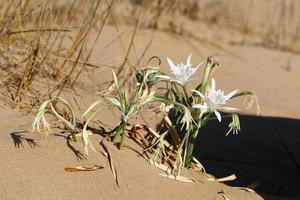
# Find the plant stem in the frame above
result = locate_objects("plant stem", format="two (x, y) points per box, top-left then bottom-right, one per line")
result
(184, 127), (198, 168)
(71, 132), (77, 142)
(112, 120), (127, 149)
(118, 121), (127, 149)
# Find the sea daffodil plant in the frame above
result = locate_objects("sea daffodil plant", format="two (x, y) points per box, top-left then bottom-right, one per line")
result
(33, 53), (259, 173)
(155, 54), (259, 168)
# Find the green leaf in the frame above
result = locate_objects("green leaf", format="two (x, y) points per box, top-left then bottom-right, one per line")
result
(112, 70), (121, 98)
(106, 97), (121, 108)
(50, 104), (76, 131)
(230, 91), (253, 99)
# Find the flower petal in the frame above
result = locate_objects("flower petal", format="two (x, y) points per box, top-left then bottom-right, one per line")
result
(167, 57), (177, 71)
(214, 111), (222, 122)
(211, 78), (216, 91)
(195, 62), (203, 69)
(187, 53), (192, 66)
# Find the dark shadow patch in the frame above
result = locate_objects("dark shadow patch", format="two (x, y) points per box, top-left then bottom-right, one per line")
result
(191, 115), (300, 198)
(10, 131), (37, 148)
(53, 132), (87, 161)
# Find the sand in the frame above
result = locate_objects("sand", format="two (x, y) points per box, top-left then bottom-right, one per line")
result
(0, 105), (263, 200)
(1, 1), (300, 200)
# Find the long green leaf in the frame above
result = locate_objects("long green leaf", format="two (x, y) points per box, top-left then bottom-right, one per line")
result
(112, 70), (121, 98)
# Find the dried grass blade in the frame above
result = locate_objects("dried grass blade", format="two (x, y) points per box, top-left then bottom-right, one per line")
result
(208, 174), (236, 182)
(163, 116), (180, 147)
(235, 187), (255, 193)
(100, 140), (119, 187)
(147, 159), (172, 174)
(192, 157), (206, 173)
(221, 194), (231, 200)
(159, 173), (195, 183)
(64, 165), (104, 172)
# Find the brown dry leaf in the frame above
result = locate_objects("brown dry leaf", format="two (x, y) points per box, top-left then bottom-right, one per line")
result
(64, 165), (104, 172)
(129, 126), (149, 147)
(159, 173), (196, 183)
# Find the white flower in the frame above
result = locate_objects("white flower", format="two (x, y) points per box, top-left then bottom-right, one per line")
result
(193, 79), (239, 122)
(180, 107), (194, 131)
(157, 54), (201, 85)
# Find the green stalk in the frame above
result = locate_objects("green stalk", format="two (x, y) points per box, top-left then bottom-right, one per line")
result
(184, 112), (213, 168)
(198, 56), (217, 95)
(71, 132), (77, 142)
(112, 120), (125, 144)
(112, 115), (129, 149)
(184, 126), (198, 168)
(118, 120), (127, 149)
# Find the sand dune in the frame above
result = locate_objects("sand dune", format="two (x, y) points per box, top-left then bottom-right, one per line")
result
(1, 1), (300, 199)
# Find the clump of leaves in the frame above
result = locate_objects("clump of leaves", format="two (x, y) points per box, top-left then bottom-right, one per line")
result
(82, 68), (160, 150)
(33, 97), (78, 142)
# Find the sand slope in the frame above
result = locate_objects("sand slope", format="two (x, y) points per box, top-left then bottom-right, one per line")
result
(0, 105), (263, 200)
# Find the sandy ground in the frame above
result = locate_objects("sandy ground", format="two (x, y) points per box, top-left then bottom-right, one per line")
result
(1, 8), (300, 200)
(0, 105), (263, 200)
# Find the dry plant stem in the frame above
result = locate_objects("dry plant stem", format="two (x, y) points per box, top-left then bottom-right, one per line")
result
(100, 140), (119, 187)
(121, 36), (153, 87)
(51, 55), (116, 69)
(53, 0), (100, 78)
(115, 4), (143, 82)
(163, 116), (180, 148)
(9, 28), (70, 35)
(14, 45), (39, 101)
(70, 1), (112, 87)
(56, 42), (85, 96)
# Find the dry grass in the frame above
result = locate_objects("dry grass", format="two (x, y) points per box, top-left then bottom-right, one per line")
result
(0, 0), (114, 110)
(109, 0), (300, 53)
(197, 0), (300, 53)
(2, 0), (298, 112)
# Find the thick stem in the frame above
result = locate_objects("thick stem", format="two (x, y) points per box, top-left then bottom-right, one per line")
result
(118, 121), (127, 149)
(71, 132), (77, 142)
(112, 121), (125, 144)
(184, 127), (199, 168)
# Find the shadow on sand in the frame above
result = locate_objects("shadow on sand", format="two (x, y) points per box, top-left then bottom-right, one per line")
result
(192, 115), (300, 198)
(10, 131), (37, 148)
